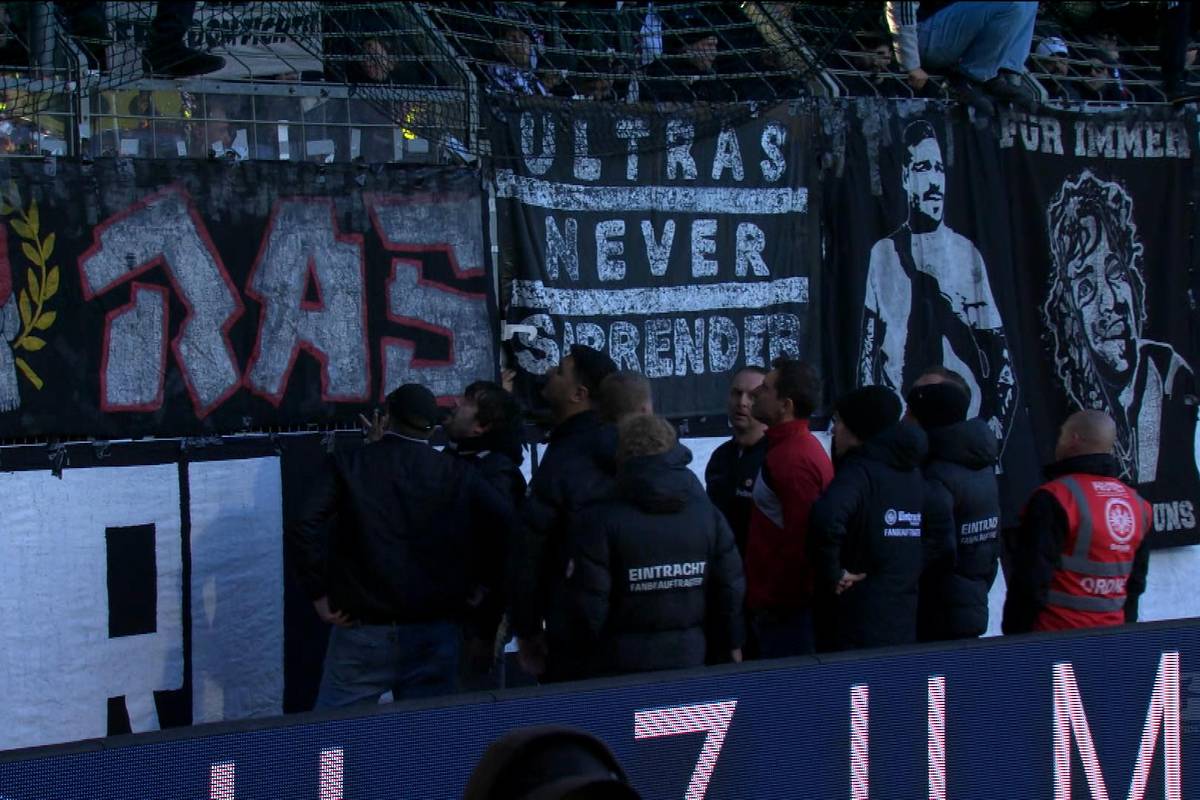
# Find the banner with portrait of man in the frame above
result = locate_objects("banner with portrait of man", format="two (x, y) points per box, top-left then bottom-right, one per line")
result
(824, 104), (1042, 528)
(999, 107), (1200, 548)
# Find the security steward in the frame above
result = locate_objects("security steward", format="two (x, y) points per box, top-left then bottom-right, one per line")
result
(1002, 410), (1152, 634)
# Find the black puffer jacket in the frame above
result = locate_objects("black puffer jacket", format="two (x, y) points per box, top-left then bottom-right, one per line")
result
(808, 423), (954, 651)
(510, 411), (617, 657)
(287, 434), (514, 624)
(564, 444), (746, 677)
(917, 419), (1001, 641)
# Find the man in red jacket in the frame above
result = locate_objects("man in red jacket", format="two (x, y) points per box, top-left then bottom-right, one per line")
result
(745, 357), (834, 657)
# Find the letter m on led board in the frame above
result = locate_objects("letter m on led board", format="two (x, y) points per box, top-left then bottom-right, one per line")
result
(1052, 652), (1180, 800)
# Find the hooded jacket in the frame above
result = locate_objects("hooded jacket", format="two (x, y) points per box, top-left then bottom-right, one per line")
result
(563, 444), (746, 677)
(917, 418), (1002, 640)
(808, 423), (954, 650)
(1001, 452), (1151, 635)
(510, 410), (618, 679)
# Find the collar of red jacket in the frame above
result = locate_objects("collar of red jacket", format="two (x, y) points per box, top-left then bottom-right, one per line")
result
(765, 418), (811, 444)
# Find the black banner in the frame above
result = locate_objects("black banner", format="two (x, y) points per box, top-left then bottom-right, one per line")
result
(493, 102), (822, 418)
(826, 101), (1199, 548)
(1000, 108), (1200, 548)
(0, 160), (495, 439)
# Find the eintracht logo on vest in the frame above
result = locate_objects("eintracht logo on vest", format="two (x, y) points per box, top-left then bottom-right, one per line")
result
(1105, 497), (1137, 544)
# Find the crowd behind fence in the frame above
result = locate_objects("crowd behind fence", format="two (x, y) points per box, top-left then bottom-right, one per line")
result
(0, 2), (1193, 163)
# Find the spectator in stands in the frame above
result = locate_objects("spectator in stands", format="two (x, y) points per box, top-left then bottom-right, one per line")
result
(885, 1), (1038, 114)
(641, 7), (726, 103)
(705, 367), (768, 557)
(905, 369), (1001, 642)
(598, 370), (653, 424)
(510, 345), (618, 682)
(744, 358), (833, 658)
(808, 386), (953, 652)
(563, 414), (745, 678)
(287, 384), (513, 708)
(189, 97), (243, 159)
(464, 726), (641, 800)
(1002, 410), (1152, 634)
(445, 380), (527, 691)
(1079, 54), (1135, 103)
(841, 32), (939, 98)
(59, 0), (225, 76)
(1031, 36), (1081, 101)
(487, 10), (549, 96)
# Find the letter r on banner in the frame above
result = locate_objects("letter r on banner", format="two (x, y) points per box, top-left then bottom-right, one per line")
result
(78, 185), (243, 417)
(1052, 652), (1181, 800)
(634, 699), (737, 800)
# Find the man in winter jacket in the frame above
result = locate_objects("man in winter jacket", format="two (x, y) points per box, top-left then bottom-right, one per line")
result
(510, 345), (618, 681)
(705, 367), (768, 557)
(598, 370), (654, 424)
(906, 372), (1001, 640)
(744, 357), (834, 657)
(1002, 410), (1151, 634)
(288, 383), (514, 708)
(564, 414), (745, 677)
(445, 379), (527, 689)
(809, 386), (954, 651)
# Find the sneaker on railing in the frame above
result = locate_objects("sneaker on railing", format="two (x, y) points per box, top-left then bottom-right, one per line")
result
(947, 72), (996, 118)
(143, 47), (225, 78)
(983, 71), (1039, 113)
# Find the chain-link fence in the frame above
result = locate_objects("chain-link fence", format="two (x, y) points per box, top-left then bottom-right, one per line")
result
(0, 1), (1188, 164)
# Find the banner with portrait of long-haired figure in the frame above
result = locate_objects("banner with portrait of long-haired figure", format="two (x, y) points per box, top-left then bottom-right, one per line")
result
(999, 107), (1200, 548)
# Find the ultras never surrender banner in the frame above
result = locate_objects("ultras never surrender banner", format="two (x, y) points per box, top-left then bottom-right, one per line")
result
(493, 102), (822, 417)
(0, 160), (496, 439)
(826, 101), (1199, 547)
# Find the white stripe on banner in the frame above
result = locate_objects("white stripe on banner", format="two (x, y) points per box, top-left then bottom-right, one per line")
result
(511, 277), (808, 316)
(495, 170), (808, 214)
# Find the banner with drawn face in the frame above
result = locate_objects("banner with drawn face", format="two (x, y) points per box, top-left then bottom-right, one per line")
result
(823, 103), (1041, 528)
(1000, 108), (1200, 548)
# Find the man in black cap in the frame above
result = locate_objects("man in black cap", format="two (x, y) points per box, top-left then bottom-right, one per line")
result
(287, 383), (513, 708)
(808, 385), (953, 651)
(905, 368), (1002, 641)
(464, 726), (641, 800)
(511, 344), (618, 682)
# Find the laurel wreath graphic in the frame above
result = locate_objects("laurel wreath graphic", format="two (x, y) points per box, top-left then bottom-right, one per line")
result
(1, 185), (58, 390)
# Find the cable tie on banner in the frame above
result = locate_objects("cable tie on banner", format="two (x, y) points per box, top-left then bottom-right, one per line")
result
(47, 443), (68, 480)
(181, 436), (224, 453)
(268, 432), (283, 456)
(321, 430), (337, 454)
(92, 440), (111, 460)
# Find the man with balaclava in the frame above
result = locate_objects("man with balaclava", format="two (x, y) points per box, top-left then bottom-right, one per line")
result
(905, 369), (1001, 641)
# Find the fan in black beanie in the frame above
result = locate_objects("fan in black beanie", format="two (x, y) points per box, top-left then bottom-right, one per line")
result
(835, 385), (902, 444)
(905, 382), (970, 430)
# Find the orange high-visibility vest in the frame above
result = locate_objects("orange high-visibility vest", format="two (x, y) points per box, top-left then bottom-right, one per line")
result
(1033, 474), (1152, 632)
